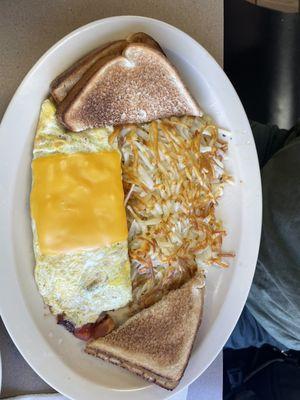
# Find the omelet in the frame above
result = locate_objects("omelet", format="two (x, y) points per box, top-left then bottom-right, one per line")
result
(31, 99), (132, 327)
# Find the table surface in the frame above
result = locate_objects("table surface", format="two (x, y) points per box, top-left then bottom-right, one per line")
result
(0, 0), (223, 398)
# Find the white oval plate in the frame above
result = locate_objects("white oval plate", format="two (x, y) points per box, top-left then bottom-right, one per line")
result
(0, 16), (261, 400)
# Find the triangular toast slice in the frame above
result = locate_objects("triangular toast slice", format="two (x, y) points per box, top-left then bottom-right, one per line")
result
(50, 33), (163, 103)
(57, 43), (202, 131)
(85, 274), (205, 390)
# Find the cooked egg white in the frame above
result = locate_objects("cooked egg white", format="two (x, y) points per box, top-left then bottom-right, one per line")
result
(31, 100), (132, 327)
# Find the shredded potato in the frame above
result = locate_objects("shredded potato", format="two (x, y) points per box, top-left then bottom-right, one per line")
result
(111, 115), (233, 311)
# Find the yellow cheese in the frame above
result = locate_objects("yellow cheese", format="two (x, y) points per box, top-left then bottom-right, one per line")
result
(31, 151), (127, 254)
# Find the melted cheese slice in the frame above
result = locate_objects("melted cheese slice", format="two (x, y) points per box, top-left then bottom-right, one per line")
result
(31, 151), (127, 254)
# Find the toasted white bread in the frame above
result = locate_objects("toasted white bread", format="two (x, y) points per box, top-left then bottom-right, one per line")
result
(85, 274), (205, 390)
(57, 43), (201, 131)
(50, 33), (163, 103)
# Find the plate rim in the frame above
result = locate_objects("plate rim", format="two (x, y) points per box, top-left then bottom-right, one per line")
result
(0, 15), (262, 399)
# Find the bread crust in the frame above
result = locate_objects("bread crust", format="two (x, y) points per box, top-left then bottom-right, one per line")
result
(127, 32), (165, 54)
(85, 347), (180, 390)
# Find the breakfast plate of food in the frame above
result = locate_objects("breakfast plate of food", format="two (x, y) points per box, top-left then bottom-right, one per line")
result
(0, 16), (261, 400)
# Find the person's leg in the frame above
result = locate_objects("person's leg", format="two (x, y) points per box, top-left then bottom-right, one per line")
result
(245, 360), (300, 400)
(225, 306), (288, 350)
(225, 121), (300, 350)
(250, 121), (290, 168)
